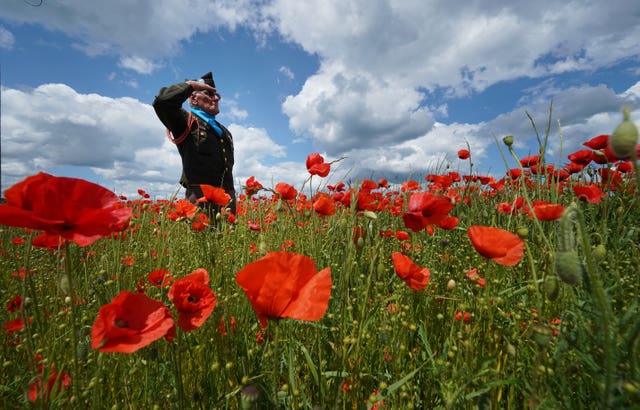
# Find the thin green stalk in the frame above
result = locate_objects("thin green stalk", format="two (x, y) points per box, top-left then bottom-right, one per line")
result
(171, 334), (186, 406)
(63, 241), (80, 401)
(574, 204), (615, 407)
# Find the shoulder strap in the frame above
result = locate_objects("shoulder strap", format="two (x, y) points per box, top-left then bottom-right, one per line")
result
(166, 112), (198, 144)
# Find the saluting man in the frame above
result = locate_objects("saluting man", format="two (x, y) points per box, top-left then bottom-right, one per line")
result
(153, 71), (236, 216)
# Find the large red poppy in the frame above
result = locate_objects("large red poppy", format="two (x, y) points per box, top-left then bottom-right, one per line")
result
(529, 201), (565, 221)
(274, 182), (298, 201)
(582, 134), (609, 150)
(306, 153), (331, 177)
(197, 184), (231, 207)
(467, 226), (524, 266)
(0, 172), (132, 247)
(91, 291), (175, 353)
(573, 184), (605, 203)
(391, 252), (430, 290)
(235, 252), (332, 328)
(313, 193), (336, 216)
(168, 268), (217, 331)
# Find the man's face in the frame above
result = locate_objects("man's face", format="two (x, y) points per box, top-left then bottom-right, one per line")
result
(190, 90), (220, 116)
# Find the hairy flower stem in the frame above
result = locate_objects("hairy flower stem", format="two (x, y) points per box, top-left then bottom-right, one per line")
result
(573, 204), (615, 407)
(63, 241), (80, 399)
(171, 335), (186, 406)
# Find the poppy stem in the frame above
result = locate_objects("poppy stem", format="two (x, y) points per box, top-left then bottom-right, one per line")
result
(171, 334), (186, 406)
(573, 204), (615, 408)
(63, 240), (80, 400)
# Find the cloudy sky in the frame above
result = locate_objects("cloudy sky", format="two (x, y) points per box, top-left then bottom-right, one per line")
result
(1, 0), (639, 199)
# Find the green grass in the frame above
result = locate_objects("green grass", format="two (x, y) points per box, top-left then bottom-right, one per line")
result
(1, 133), (639, 409)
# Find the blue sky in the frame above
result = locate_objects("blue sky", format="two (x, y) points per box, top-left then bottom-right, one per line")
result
(1, 0), (639, 199)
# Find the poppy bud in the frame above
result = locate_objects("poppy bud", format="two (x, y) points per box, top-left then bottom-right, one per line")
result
(362, 210), (377, 220)
(558, 205), (577, 252)
(531, 324), (553, 347)
(240, 385), (259, 409)
(516, 227), (528, 239)
(503, 135), (514, 147)
(544, 274), (560, 301)
(554, 250), (583, 285)
(592, 244), (607, 260)
(609, 106), (638, 158)
(60, 274), (70, 295)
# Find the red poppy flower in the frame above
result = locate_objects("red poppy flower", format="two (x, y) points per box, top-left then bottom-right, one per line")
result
(457, 149), (470, 160)
(313, 193), (336, 216)
(244, 176), (264, 196)
(519, 155), (539, 168)
(401, 180), (421, 192)
(91, 291), (175, 353)
(28, 370), (71, 403)
(168, 199), (198, 220)
(327, 181), (346, 192)
(12, 237), (25, 245)
(378, 179), (389, 188)
(7, 295), (23, 313)
(3, 317), (25, 335)
(191, 212), (210, 232)
(507, 168), (522, 179)
(147, 269), (173, 288)
(391, 252), (430, 291)
(274, 182), (298, 201)
(529, 201), (565, 221)
(0, 172), (132, 247)
(583, 134), (609, 150)
(567, 149), (594, 166)
(564, 162), (584, 174)
(467, 226), (524, 266)
(235, 251), (332, 328)
(402, 192), (454, 232)
(616, 161), (634, 173)
(573, 184), (605, 203)
(197, 184), (231, 207)
(306, 153), (331, 177)
(436, 215), (459, 230)
(168, 268), (217, 331)
(454, 311), (471, 322)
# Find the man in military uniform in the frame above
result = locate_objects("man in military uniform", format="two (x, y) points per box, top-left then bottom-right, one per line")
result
(153, 72), (236, 216)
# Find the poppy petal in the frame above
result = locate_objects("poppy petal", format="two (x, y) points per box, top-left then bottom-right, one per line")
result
(467, 226), (524, 266)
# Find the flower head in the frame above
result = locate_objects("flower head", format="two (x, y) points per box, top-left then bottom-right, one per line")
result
(274, 182), (298, 201)
(197, 184), (231, 207)
(91, 291), (175, 353)
(0, 172), (132, 247)
(467, 225), (524, 266)
(391, 252), (430, 290)
(306, 153), (331, 177)
(168, 268), (217, 331)
(236, 252), (332, 328)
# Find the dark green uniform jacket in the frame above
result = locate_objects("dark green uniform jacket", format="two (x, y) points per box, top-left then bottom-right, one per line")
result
(153, 82), (236, 213)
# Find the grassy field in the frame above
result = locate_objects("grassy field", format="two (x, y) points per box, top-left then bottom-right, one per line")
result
(1, 114), (639, 409)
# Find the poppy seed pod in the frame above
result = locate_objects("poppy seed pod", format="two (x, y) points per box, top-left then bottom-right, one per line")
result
(609, 106), (638, 158)
(554, 250), (583, 286)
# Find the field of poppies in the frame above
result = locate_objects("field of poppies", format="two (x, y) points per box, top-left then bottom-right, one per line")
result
(1, 110), (639, 409)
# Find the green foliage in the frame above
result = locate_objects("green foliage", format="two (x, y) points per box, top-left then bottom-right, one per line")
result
(1, 130), (639, 409)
